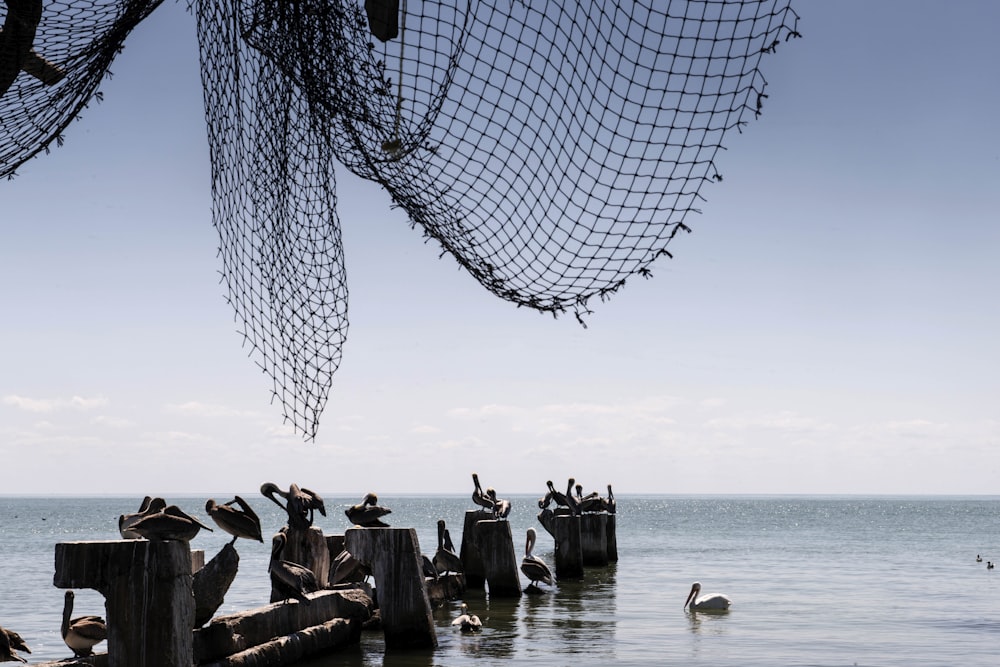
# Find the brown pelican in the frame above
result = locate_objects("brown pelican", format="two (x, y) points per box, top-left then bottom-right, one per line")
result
(606, 484), (616, 515)
(269, 532), (319, 605)
(565, 478), (582, 515)
(451, 602), (482, 633)
(130, 505), (213, 542)
(486, 488), (512, 519)
(575, 483), (605, 513)
(977, 554), (983, 562)
(206, 496), (263, 545)
(546, 480), (570, 510)
(61, 591), (107, 658)
(684, 582), (732, 611)
(345, 492), (392, 527)
(433, 519), (464, 575)
(421, 554), (439, 581)
(537, 490), (553, 509)
(471, 473), (495, 512)
(118, 496), (167, 539)
(520, 527), (553, 590)
(261, 482), (326, 529)
(1, 625), (29, 663)
(989, 561), (995, 570)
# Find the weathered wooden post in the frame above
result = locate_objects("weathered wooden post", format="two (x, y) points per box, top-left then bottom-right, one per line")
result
(580, 513), (609, 566)
(550, 514), (584, 580)
(606, 512), (618, 562)
(459, 510), (490, 588)
(474, 520), (522, 597)
(270, 525), (329, 603)
(53, 540), (194, 667)
(344, 527), (437, 649)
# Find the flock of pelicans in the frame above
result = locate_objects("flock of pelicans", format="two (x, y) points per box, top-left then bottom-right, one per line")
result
(0, 477), (730, 660)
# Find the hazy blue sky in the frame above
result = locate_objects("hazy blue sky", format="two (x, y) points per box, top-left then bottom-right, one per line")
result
(2, 1), (997, 496)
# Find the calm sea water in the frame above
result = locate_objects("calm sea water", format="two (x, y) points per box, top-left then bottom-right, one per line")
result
(1, 495), (998, 666)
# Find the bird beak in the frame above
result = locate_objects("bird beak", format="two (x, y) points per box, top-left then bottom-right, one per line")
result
(684, 586), (696, 608)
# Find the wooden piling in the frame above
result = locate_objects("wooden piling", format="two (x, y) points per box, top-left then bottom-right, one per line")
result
(459, 510), (490, 588)
(54, 540), (194, 667)
(344, 527), (437, 649)
(474, 519), (522, 597)
(606, 513), (618, 562)
(580, 513), (609, 566)
(551, 515), (584, 580)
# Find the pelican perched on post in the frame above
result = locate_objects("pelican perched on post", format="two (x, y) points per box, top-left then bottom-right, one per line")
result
(684, 582), (731, 611)
(118, 496), (167, 539)
(1, 625), (29, 663)
(486, 488), (511, 520)
(520, 527), (553, 590)
(269, 531), (319, 605)
(546, 480), (570, 511)
(130, 505), (213, 542)
(206, 496), (263, 545)
(345, 492), (392, 527)
(451, 602), (482, 633)
(433, 519), (464, 575)
(61, 591), (107, 658)
(261, 482), (326, 529)
(471, 473), (495, 512)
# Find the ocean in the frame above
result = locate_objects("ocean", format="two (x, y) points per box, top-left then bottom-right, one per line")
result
(1, 495), (998, 666)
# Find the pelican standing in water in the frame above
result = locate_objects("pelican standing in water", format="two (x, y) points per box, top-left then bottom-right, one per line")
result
(451, 602), (483, 633)
(684, 582), (732, 611)
(118, 496), (167, 539)
(1, 625), (30, 663)
(206, 496), (263, 545)
(520, 527), (553, 590)
(269, 531), (319, 605)
(345, 492), (392, 527)
(61, 591), (107, 658)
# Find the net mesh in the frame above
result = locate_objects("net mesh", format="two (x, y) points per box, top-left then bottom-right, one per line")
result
(2, 0), (800, 439)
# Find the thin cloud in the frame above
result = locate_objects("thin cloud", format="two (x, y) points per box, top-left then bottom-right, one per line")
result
(2, 394), (108, 412)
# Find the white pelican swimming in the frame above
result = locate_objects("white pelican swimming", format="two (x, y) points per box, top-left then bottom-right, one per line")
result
(684, 582), (731, 611)
(451, 602), (482, 633)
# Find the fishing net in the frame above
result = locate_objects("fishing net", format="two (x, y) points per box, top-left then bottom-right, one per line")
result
(2, 0), (800, 439)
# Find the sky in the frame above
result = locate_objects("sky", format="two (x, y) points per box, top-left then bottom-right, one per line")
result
(2, 1), (998, 497)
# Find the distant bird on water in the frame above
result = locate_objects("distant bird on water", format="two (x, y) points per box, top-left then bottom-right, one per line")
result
(520, 527), (553, 590)
(118, 496), (167, 539)
(976, 554), (983, 562)
(345, 492), (392, 527)
(206, 496), (263, 545)
(684, 582), (732, 612)
(451, 602), (482, 633)
(1, 625), (30, 663)
(61, 590), (107, 658)
(269, 531), (319, 605)
(130, 505), (214, 542)
(989, 561), (995, 570)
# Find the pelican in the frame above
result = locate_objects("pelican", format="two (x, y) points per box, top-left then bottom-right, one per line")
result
(606, 484), (616, 515)
(471, 473), (495, 512)
(433, 519), (464, 575)
(421, 554), (439, 581)
(537, 490), (553, 509)
(61, 591), (107, 658)
(565, 478), (582, 515)
(269, 531), (319, 605)
(576, 483), (605, 513)
(520, 527), (553, 590)
(451, 602), (482, 633)
(261, 482), (326, 528)
(345, 492), (392, 527)
(546, 480), (570, 511)
(206, 496), (263, 545)
(977, 554), (983, 562)
(118, 496), (167, 539)
(486, 488), (511, 520)
(130, 505), (213, 542)
(684, 582), (732, 611)
(989, 562), (995, 570)
(1, 625), (29, 663)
